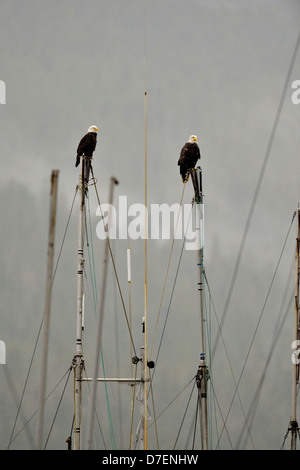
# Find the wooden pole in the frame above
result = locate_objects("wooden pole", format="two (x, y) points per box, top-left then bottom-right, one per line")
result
(36, 170), (59, 449)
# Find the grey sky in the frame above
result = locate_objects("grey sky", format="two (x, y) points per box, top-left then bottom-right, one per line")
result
(0, 0), (299, 450)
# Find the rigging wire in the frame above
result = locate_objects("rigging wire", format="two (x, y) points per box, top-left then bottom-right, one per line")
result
(91, 166), (137, 357)
(192, 393), (199, 450)
(147, 195), (224, 449)
(43, 367), (72, 449)
(83, 365), (107, 449)
(84, 193), (116, 449)
(237, 254), (295, 449)
(216, 210), (297, 448)
(149, 182), (186, 360)
(173, 380), (196, 449)
(7, 187), (78, 449)
(151, 201), (193, 379)
(2, 365), (35, 449)
(212, 28), (300, 359)
(6, 368), (72, 449)
(244, 292), (294, 450)
(148, 375), (195, 432)
(148, 368), (159, 449)
(203, 272), (251, 449)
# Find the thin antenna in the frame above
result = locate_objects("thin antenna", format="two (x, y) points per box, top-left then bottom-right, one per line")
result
(143, 0), (148, 450)
(36, 170), (59, 450)
(143, 89), (148, 450)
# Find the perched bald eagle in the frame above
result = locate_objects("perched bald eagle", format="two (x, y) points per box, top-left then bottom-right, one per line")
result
(75, 125), (99, 167)
(178, 135), (200, 182)
(76, 125), (98, 184)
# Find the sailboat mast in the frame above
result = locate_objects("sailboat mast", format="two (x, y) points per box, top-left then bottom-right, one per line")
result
(86, 176), (118, 450)
(191, 167), (209, 450)
(291, 207), (300, 450)
(36, 170), (59, 450)
(73, 156), (86, 450)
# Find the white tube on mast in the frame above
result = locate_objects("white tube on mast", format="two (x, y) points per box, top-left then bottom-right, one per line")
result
(127, 248), (131, 283)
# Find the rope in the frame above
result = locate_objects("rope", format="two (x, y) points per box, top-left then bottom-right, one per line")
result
(236, 257), (295, 449)
(173, 380), (196, 449)
(151, 200), (193, 380)
(83, 366), (107, 449)
(44, 367), (72, 449)
(7, 188), (78, 449)
(6, 368), (72, 449)
(84, 193), (116, 449)
(129, 364), (138, 449)
(90, 166), (137, 357)
(148, 368), (159, 449)
(216, 210), (297, 448)
(148, 375), (195, 432)
(212, 28), (300, 358)
(149, 182), (186, 360)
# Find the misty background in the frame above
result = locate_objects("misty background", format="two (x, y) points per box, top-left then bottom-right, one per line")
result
(0, 0), (299, 450)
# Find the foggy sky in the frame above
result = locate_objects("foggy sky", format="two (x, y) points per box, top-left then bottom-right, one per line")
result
(0, 0), (300, 450)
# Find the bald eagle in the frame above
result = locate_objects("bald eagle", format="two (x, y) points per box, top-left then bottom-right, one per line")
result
(76, 125), (98, 183)
(178, 135), (200, 182)
(75, 125), (98, 167)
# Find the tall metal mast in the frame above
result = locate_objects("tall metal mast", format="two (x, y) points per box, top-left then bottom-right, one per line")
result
(191, 167), (209, 450)
(290, 207), (300, 450)
(86, 176), (118, 450)
(73, 156), (87, 450)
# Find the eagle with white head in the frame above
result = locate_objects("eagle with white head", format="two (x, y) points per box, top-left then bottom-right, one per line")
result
(75, 125), (99, 167)
(178, 135), (201, 182)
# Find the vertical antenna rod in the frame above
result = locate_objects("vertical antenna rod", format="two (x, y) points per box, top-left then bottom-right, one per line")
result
(290, 207), (300, 450)
(143, 2), (148, 448)
(36, 170), (59, 449)
(73, 156), (86, 450)
(143, 89), (148, 450)
(191, 167), (209, 450)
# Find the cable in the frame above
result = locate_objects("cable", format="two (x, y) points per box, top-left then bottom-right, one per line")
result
(212, 28), (300, 358)
(44, 367), (72, 449)
(204, 272), (255, 449)
(216, 211), (297, 448)
(149, 183), (186, 360)
(7, 188), (78, 449)
(152, 201), (193, 379)
(173, 379), (196, 450)
(236, 248), (295, 449)
(91, 166), (137, 357)
(6, 368), (72, 449)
